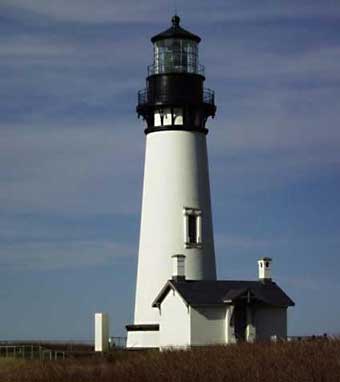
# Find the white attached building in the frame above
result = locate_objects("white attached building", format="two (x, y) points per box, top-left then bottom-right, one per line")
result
(151, 257), (294, 349)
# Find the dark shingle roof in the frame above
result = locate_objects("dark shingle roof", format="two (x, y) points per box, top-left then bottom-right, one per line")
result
(152, 280), (294, 308)
(151, 15), (201, 44)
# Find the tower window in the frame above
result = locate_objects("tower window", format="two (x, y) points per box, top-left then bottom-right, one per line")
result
(154, 108), (183, 127)
(163, 108), (172, 126)
(183, 208), (202, 248)
(154, 111), (162, 126)
(173, 108), (183, 125)
(188, 215), (196, 244)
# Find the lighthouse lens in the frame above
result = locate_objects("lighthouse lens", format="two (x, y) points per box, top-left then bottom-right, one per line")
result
(153, 38), (198, 75)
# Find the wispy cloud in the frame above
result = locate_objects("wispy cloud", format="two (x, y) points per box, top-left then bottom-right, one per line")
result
(0, 121), (144, 215)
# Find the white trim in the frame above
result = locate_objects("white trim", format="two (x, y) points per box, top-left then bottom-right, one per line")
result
(183, 214), (189, 244)
(196, 215), (202, 244)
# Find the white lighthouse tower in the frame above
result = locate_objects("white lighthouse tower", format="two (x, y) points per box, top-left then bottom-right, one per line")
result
(127, 16), (217, 348)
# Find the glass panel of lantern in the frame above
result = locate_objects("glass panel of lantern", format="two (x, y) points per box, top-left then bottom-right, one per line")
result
(154, 38), (198, 74)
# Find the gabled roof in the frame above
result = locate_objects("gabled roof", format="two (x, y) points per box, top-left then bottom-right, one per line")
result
(151, 15), (201, 44)
(152, 280), (295, 308)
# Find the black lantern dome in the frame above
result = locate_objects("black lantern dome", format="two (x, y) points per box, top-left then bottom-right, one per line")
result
(151, 15), (201, 43)
(137, 16), (216, 135)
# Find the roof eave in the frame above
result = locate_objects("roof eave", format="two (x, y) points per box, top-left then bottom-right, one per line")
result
(151, 279), (192, 308)
(151, 26), (201, 44)
(151, 34), (201, 44)
(151, 281), (174, 308)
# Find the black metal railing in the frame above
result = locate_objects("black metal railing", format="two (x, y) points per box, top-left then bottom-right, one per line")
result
(138, 88), (215, 106)
(138, 89), (148, 105)
(203, 88), (215, 105)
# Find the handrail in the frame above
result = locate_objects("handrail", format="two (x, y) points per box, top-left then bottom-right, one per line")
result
(147, 63), (205, 76)
(203, 88), (215, 105)
(138, 88), (215, 106)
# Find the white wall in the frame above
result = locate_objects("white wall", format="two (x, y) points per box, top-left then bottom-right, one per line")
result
(158, 295), (289, 347)
(225, 305), (236, 344)
(126, 330), (160, 349)
(95, 313), (109, 352)
(190, 306), (225, 346)
(130, 130), (217, 348)
(159, 289), (190, 349)
(254, 307), (287, 340)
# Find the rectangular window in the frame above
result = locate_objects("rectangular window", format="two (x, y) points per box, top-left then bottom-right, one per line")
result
(183, 208), (202, 248)
(188, 215), (197, 244)
(163, 107), (172, 126)
(173, 108), (183, 125)
(154, 112), (162, 126)
(154, 108), (183, 127)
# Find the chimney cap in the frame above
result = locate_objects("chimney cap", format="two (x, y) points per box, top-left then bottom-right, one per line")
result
(172, 254), (186, 259)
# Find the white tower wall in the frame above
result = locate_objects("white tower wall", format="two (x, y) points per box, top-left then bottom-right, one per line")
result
(128, 130), (216, 348)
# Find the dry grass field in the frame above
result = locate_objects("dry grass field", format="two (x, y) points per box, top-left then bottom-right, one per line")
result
(1, 339), (339, 382)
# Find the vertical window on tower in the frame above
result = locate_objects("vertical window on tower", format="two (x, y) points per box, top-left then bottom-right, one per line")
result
(173, 108), (183, 125)
(188, 215), (196, 244)
(163, 108), (172, 126)
(154, 110), (162, 126)
(154, 108), (183, 127)
(183, 208), (202, 248)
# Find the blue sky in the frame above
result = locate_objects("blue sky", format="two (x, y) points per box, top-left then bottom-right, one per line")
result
(1, 0), (340, 340)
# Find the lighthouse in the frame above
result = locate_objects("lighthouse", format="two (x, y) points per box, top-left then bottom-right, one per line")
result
(126, 16), (217, 348)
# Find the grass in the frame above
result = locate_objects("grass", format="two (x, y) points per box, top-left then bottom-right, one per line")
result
(0, 358), (27, 375)
(1, 339), (340, 382)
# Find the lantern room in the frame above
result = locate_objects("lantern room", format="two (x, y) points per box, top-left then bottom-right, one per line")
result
(137, 15), (216, 135)
(149, 15), (202, 76)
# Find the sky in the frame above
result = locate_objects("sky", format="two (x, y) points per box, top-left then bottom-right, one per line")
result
(1, 0), (340, 340)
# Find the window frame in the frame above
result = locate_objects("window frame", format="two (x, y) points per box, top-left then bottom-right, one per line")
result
(154, 107), (184, 127)
(183, 207), (202, 248)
